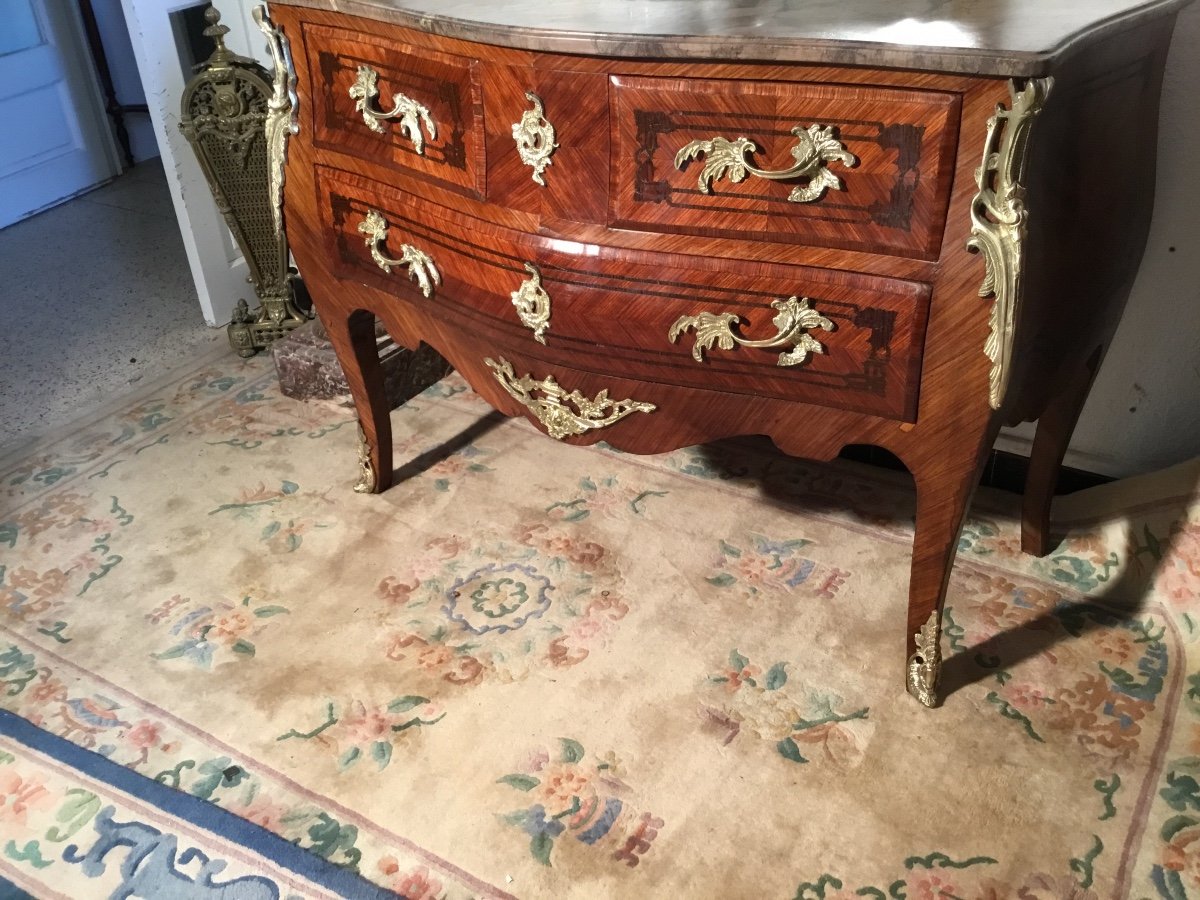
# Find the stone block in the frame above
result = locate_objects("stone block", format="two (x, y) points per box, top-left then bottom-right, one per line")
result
(271, 317), (452, 408)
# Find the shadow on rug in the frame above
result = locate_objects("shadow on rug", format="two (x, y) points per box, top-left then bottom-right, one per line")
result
(1, 352), (1199, 898)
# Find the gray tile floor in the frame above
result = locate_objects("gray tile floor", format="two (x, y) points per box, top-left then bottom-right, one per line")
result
(0, 160), (223, 456)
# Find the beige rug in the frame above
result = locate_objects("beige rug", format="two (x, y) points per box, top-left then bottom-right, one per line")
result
(2, 348), (1200, 898)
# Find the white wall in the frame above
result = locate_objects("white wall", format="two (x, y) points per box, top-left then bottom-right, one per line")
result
(996, 1), (1200, 477)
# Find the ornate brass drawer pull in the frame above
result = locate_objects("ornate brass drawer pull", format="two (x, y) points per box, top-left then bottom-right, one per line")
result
(357, 209), (441, 298)
(484, 357), (655, 439)
(511, 263), (552, 343)
(674, 124), (856, 203)
(348, 65), (436, 153)
(668, 296), (834, 367)
(511, 91), (558, 186)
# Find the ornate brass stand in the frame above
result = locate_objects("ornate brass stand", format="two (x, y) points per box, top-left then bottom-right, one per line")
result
(180, 5), (308, 357)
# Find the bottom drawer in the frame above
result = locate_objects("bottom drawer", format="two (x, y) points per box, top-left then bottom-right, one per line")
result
(318, 165), (931, 422)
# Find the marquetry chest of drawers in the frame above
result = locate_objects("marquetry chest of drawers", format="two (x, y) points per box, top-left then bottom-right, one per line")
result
(260, 0), (1190, 706)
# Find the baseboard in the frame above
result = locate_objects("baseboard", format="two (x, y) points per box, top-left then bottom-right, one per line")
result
(836, 444), (1114, 496)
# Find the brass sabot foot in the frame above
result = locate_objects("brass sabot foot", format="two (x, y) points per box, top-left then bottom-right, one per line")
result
(906, 609), (942, 708)
(353, 422), (377, 494)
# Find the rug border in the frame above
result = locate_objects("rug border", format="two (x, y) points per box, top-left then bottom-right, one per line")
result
(0, 341), (236, 469)
(0, 708), (398, 900)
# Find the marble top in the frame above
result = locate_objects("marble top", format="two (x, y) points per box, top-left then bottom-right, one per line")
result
(279, 0), (1191, 75)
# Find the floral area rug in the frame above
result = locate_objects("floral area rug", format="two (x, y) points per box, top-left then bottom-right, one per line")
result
(2, 349), (1200, 898)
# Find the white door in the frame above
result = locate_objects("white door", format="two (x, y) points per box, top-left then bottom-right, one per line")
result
(120, 0), (266, 327)
(0, 0), (121, 228)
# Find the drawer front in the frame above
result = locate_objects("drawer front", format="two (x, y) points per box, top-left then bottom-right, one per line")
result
(318, 166), (930, 422)
(610, 75), (960, 259)
(301, 21), (485, 197)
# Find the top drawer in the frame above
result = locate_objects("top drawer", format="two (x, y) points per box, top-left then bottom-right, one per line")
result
(609, 75), (961, 259)
(300, 21), (485, 197)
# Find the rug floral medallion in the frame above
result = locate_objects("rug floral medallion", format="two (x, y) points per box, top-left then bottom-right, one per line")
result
(2, 353), (1200, 898)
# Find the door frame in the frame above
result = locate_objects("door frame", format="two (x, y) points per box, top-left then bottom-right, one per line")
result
(0, 0), (122, 227)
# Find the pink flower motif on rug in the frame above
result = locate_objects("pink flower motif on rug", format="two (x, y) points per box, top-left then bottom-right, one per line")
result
(1153, 520), (1200, 608)
(0, 767), (53, 827)
(277, 697), (445, 772)
(497, 737), (662, 868)
(702, 649), (871, 767)
(704, 533), (849, 601)
(376, 859), (445, 899)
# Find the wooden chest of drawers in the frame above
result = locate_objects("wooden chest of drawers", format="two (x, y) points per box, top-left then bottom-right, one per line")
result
(263, 0), (1190, 706)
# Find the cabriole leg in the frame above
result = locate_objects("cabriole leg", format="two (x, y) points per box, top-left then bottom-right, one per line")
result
(1021, 355), (1101, 556)
(904, 426), (998, 707)
(322, 311), (393, 494)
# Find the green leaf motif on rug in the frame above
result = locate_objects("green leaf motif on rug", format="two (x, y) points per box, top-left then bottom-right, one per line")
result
(0, 645), (38, 695)
(766, 662), (789, 691)
(1040, 551), (1120, 592)
(45, 789), (101, 843)
(795, 852), (998, 899)
(777, 738), (807, 763)
(1161, 771), (1200, 812)
(4, 839), (52, 869)
(75, 496), (134, 596)
(546, 475), (667, 522)
(903, 852), (999, 870)
(277, 698), (444, 771)
(1094, 774), (1121, 821)
(985, 691), (1045, 743)
(304, 812), (362, 871)
(530, 831), (554, 867)
(1068, 834), (1103, 890)
(957, 519), (1000, 554)
(188, 757), (250, 801)
(560, 738), (585, 764)
(497, 774), (540, 791)
(35, 621), (72, 644)
(1186, 671), (1200, 707)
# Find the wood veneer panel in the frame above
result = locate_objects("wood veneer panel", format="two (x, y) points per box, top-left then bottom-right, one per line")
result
(609, 74), (961, 259)
(318, 164), (930, 421)
(301, 20), (486, 198)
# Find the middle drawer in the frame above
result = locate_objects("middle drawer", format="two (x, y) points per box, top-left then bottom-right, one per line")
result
(318, 166), (931, 422)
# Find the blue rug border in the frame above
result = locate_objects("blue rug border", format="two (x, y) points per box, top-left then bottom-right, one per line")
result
(0, 708), (399, 899)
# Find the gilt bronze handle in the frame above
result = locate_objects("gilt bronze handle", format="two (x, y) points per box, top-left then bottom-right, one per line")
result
(668, 296), (834, 367)
(348, 65), (436, 153)
(674, 124), (856, 203)
(357, 209), (441, 298)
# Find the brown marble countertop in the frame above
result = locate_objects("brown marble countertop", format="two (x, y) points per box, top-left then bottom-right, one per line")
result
(275, 0), (1192, 75)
